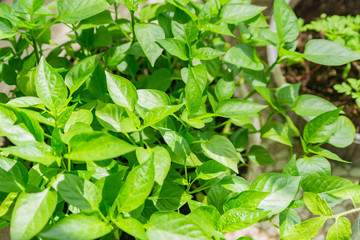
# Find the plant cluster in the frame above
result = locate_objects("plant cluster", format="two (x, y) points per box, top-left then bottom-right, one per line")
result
(334, 78), (360, 108)
(0, 0), (360, 239)
(301, 14), (360, 53)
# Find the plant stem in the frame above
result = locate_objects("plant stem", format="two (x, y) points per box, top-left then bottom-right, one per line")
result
(114, 3), (118, 21)
(31, 33), (40, 64)
(130, 10), (136, 42)
(333, 208), (360, 218)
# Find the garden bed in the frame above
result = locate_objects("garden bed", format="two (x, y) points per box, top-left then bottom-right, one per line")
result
(281, 0), (360, 132)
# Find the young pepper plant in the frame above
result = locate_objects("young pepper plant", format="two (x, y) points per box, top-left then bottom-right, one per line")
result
(0, 0), (360, 240)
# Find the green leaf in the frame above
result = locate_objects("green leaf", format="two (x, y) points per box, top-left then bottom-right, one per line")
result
(103, 42), (131, 67)
(1, 142), (60, 166)
(301, 176), (352, 193)
(282, 217), (327, 240)
(215, 78), (235, 101)
(195, 160), (228, 180)
(0, 157), (28, 192)
(308, 146), (349, 163)
(57, 0), (110, 23)
(274, 0), (298, 42)
(223, 190), (269, 212)
(185, 67), (203, 114)
(65, 132), (137, 161)
(0, 19), (16, 40)
(96, 103), (137, 133)
(304, 39), (360, 66)
(0, 192), (18, 221)
(303, 108), (341, 144)
(11, 188), (57, 240)
(65, 55), (100, 94)
(215, 99), (266, 118)
(143, 105), (182, 128)
(7, 96), (44, 108)
(304, 192), (332, 216)
(201, 135), (240, 173)
(327, 116), (356, 148)
(20, 0), (46, 14)
(250, 173), (301, 214)
(220, 208), (269, 232)
(276, 83), (301, 106)
(327, 217), (352, 240)
(223, 44), (264, 70)
(35, 57), (68, 112)
(39, 213), (112, 240)
(204, 24), (235, 37)
(187, 206), (221, 238)
(246, 145), (274, 165)
(192, 47), (224, 60)
(157, 39), (189, 60)
(260, 121), (292, 146)
(146, 212), (208, 240)
(135, 23), (165, 66)
(117, 157), (154, 213)
(151, 182), (192, 211)
(105, 71), (138, 111)
(292, 95), (336, 117)
(142, 68), (173, 91)
(0, 105), (37, 144)
(219, 176), (250, 193)
(279, 209), (301, 237)
(64, 109), (93, 133)
(220, 3), (266, 24)
(112, 215), (147, 240)
(151, 146), (171, 185)
(296, 156), (331, 180)
(52, 174), (101, 210)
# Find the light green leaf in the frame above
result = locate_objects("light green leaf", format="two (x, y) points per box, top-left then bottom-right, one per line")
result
(1, 142), (60, 166)
(327, 217), (352, 240)
(292, 95), (336, 117)
(152, 146), (171, 185)
(303, 108), (341, 144)
(187, 206), (221, 238)
(219, 175), (250, 193)
(39, 213), (112, 240)
(0, 19), (16, 40)
(304, 39), (360, 66)
(260, 121), (292, 146)
(65, 55), (100, 94)
(117, 158), (154, 213)
(35, 57), (68, 112)
(192, 47), (224, 60)
(279, 209), (301, 236)
(105, 71), (138, 111)
(57, 0), (110, 23)
(195, 160), (228, 180)
(112, 215), (147, 240)
(274, 0), (298, 42)
(143, 105), (182, 128)
(52, 174), (101, 210)
(20, 0), (46, 14)
(215, 78), (235, 101)
(0, 157), (28, 192)
(220, 3), (266, 24)
(11, 188), (57, 240)
(308, 146), (349, 163)
(204, 24), (234, 37)
(250, 173), (301, 214)
(223, 190), (269, 212)
(64, 109), (93, 133)
(96, 103), (137, 133)
(201, 135), (240, 173)
(7, 96), (44, 108)
(215, 99), (266, 118)
(135, 23), (165, 66)
(301, 176), (352, 193)
(223, 44), (264, 70)
(220, 208), (269, 232)
(296, 156), (331, 180)
(327, 116), (355, 148)
(0, 105), (37, 144)
(282, 217), (327, 240)
(65, 132), (137, 161)
(185, 67), (202, 114)
(157, 38), (189, 60)
(276, 83), (301, 106)
(304, 192), (332, 216)
(147, 212), (208, 240)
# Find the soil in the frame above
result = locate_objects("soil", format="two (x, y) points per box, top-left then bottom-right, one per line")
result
(281, 0), (360, 132)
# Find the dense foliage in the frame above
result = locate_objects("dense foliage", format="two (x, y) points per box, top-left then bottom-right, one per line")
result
(0, 0), (360, 239)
